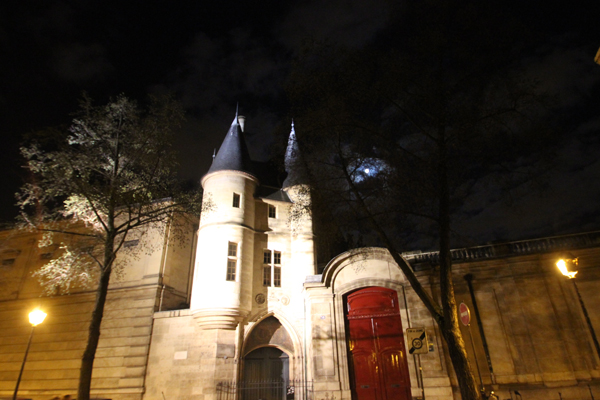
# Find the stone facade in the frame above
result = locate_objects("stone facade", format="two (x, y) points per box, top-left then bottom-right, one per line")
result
(0, 116), (599, 400)
(0, 222), (195, 400)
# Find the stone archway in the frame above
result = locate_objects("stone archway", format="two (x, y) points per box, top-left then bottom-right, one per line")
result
(242, 316), (295, 400)
(243, 316), (295, 356)
(243, 346), (290, 400)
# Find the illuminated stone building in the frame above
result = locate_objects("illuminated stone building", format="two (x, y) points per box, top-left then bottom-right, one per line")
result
(0, 114), (599, 400)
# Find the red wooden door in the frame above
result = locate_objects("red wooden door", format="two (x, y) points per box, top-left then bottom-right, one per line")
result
(346, 287), (412, 400)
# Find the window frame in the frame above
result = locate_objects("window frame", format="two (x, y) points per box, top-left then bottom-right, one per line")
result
(226, 242), (238, 281)
(273, 266), (281, 287)
(232, 193), (241, 208)
(263, 250), (272, 286)
(262, 249), (282, 287)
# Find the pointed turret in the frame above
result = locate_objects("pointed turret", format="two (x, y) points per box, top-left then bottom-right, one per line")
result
(282, 120), (317, 276)
(282, 120), (307, 189)
(205, 111), (255, 181)
(191, 108), (259, 330)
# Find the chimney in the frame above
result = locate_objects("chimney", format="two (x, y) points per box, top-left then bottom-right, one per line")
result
(238, 115), (246, 132)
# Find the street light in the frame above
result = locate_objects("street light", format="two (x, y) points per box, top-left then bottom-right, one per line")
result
(13, 308), (47, 400)
(556, 258), (600, 361)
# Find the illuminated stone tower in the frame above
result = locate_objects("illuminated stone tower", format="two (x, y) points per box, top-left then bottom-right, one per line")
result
(282, 121), (316, 278)
(190, 112), (258, 329)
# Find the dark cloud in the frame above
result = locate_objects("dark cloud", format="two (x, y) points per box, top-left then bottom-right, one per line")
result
(524, 42), (600, 108)
(164, 25), (292, 181)
(276, 0), (393, 49)
(27, 1), (76, 36)
(174, 30), (286, 111)
(0, 0), (598, 247)
(51, 42), (113, 83)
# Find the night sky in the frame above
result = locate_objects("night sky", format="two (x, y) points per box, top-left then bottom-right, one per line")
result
(1, 0), (598, 250)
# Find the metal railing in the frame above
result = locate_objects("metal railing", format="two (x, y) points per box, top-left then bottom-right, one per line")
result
(216, 379), (313, 400)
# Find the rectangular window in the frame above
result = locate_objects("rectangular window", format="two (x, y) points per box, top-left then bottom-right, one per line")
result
(232, 193), (241, 208)
(226, 242), (238, 281)
(263, 250), (282, 287)
(263, 250), (271, 286)
(263, 266), (271, 286)
(229, 242), (238, 257)
(268, 204), (276, 218)
(274, 266), (281, 287)
(263, 250), (271, 264)
(226, 260), (237, 281)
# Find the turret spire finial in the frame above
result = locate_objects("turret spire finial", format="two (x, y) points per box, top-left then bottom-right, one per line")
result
(231, 103), (240, 126)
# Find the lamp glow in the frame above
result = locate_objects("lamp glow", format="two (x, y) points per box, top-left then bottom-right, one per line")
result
(555, 256), (600, 360)
(28, 309), (47, 326)
(556, 259), (578, 279)
(13, 308), (47, 400)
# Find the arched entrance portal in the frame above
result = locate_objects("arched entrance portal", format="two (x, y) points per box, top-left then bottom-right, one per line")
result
(345, 287), (412, 400)
(242, 316), (296, 400)
(243, 347), (289, 400)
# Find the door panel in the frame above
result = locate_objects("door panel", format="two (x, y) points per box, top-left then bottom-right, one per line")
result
(346, 287), (412, 400)
(379, 349), (410, 399)
(243, 347), (289, 400)
(350, 350), (378, 400)
(349, 316), (379, 400)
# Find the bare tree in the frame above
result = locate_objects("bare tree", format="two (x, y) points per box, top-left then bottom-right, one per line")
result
(17, 94), (203, 400)
(287, 2), (549, 398)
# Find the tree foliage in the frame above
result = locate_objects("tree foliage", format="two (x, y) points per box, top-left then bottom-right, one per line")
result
(287, 1), (550, 399)
(17, 93), (203, 400)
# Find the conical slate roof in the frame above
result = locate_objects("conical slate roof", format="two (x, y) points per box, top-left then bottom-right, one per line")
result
(206, 112), (255, 177)
(283, 120), (307, 188)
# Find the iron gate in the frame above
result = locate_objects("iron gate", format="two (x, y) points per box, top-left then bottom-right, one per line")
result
(216, 379), (313, 400)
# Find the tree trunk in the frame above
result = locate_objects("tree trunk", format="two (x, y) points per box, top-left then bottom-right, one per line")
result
(77, 263), (112, 400)
(442, 320), (482, 400)
(437, 127), (482, 400)
(439, 247), (481, 400)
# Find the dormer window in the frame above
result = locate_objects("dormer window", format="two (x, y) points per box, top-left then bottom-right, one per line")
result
(268, 204), (276, 218)
(233, 193), (241, 208)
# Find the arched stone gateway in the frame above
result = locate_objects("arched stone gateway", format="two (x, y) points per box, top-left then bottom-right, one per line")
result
(305, 247), (453, 400)
(243, 316), (295, 357)
(345, 287), (412, 400)
(242, 347), (290, 400)
(241, 316), (297, 400)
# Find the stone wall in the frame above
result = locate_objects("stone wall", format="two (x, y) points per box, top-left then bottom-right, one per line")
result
(439, 247), (600, 399)
(0, 223), (195, 400)
(144, 310), (236, 400)
(0, 285), (158, 399)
